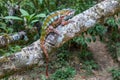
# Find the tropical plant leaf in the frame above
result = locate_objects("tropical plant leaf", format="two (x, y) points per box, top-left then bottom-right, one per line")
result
(38, 0), (43, 4)
(30, 13), (36, 20)
(31, 20), (39, 24)
(35, 13), (46, 18)
(20, 9), (29, 16)
(4, 16), (22, 20)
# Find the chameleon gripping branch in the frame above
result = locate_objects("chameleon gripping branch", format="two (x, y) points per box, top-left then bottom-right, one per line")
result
(40, 8), (75, 77)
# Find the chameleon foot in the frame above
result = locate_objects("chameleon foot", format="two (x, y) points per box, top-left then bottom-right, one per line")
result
(61, 20), (74, 26)
(47, 25), (60, 35)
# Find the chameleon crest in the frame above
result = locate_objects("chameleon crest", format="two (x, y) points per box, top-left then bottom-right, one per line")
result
(40, 8), (75, 78)
(42, 8), (75, 29)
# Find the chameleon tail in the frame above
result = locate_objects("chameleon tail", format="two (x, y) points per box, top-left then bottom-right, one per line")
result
(40, 40), (49, 77)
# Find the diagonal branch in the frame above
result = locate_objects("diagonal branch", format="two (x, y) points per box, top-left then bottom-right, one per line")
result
(0, 0), (120, 78)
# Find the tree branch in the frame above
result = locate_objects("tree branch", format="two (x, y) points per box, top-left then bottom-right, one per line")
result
(0, 0), (120, 78)
(0, 31), (27, 48)
(0, 28), (38, 48)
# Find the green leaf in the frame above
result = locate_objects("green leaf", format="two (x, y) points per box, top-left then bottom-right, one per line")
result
(31, 20), (39, 24)
(4, 16), (22, 20)
(0, 22), (6, 28)
(41, 75), (46, 80)
(38, 0), (43, 4)
(0, 49), (5, 55)
(20, 9), (29, 16)
(30, 13), (35, 20)
(28, 13), (36, 22)
(92, 36), (96, 42)
(86, 38), (91, 43)
(35, 13), (46, 18)
(7, 27), (14, 33)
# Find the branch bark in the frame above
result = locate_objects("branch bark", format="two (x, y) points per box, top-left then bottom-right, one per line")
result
(0, 28), (38, 48)
(0, 0), (120, 78)
(0, 31), (27, 48)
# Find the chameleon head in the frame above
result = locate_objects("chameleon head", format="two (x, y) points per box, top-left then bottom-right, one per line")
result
(63, 9), (75, 20)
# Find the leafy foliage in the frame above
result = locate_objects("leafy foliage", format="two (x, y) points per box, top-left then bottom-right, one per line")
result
(0, 22), (14, 34)
(110, 68), (120, 80)
(0, 45), (21, 56)
(49, 67), (76, 80)
(87, 24), (107, 41)
(3, 8), (46, 29)
(82, 60), (98, 75)
(105, 16), (120, 61)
